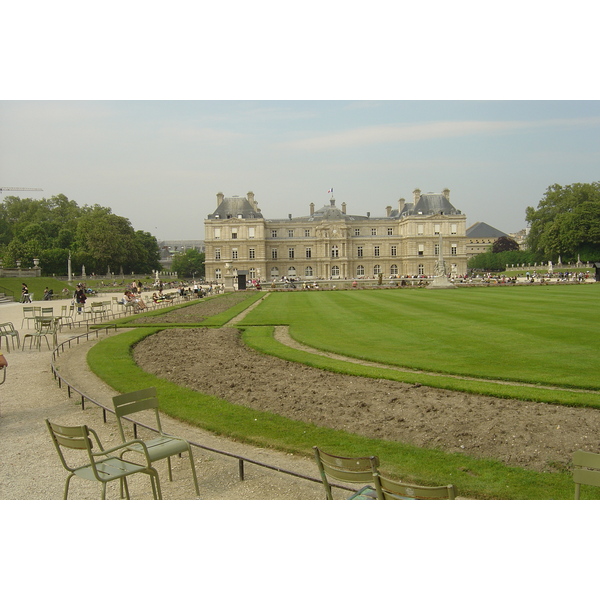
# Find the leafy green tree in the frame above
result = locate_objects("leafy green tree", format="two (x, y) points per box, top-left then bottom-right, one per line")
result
(0, 193), (161, 275)
(171, 249), (205, 278)
(133, 230), (161, 273)
(526, 182), (600, 261)
(75, 208), (138, 274)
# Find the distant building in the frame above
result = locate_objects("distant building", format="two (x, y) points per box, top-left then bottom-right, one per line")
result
(158, 240), (205, 271)
(466, 222), (511, 258)
(204, 189), (469, 282)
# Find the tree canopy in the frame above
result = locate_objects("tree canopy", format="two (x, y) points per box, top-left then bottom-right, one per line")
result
(526, 182), (600, 262)
(0, 194), (161, 276)
(170, 248), (205, 279)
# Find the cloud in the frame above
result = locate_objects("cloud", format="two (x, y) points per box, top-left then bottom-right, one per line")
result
(282, 116), (600, 151)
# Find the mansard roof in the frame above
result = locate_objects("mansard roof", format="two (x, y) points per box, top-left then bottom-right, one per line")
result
(466, 222), (509, 238)
(207, 195), (263, 220)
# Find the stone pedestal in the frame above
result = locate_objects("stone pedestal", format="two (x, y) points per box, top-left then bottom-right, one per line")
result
(428, 276), (456, 289)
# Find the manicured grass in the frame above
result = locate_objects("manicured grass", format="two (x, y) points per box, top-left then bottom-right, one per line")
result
(87, 327), (587, 500)
(239, 286), (600, 391)
(0, 277), (74, 300)
(84, 285), (600, 499)
(241, 326), (600, 408)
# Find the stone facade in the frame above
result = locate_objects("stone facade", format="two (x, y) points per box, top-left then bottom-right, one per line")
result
(204, 190), (468, 282)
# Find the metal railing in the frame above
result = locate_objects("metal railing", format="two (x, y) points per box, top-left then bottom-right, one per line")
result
(50, 327), (356, 496)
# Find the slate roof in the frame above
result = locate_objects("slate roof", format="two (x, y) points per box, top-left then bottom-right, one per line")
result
(466, 222), (509, 238)
(207, 196), (263, 219)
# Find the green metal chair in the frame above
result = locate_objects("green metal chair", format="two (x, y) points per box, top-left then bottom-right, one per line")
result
(41, 306), (54, 317)
(573, 450), (600, 499)
(112, 387), (200, 496)
(59, 304), (74, 329)
(21, 305), (40, 328)
(0, 322), (20, 352)
(372, 472), (456, 500)
(45, 419), (162, 500)
(313, 446), (380, 500)
(22, 316), (58, 351)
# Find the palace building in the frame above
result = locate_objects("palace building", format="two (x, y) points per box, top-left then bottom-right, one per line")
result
(203, 189), (468, 283)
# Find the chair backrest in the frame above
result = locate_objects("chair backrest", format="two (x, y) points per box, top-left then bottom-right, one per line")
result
(313, 446), (379, 499)
(45, 419), (100, 475)
(0, 322), (14, 333)
(372, 472), (456, 500)
(23, 306), (35, 316)
(41, 307), (54, 316)
(35, 316), (56, 332)
(112, 387), (163, 442)
(573, 450), (600, 499)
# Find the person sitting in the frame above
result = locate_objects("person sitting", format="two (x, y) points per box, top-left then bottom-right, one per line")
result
(43, 287), (53, 301)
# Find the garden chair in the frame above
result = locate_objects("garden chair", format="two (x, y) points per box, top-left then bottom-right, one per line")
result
(22, 316), (58, 351)
(59, 304), (74, 329)
(21, 305), (40, 329)
(372, 472), (456, 500)
(45, 419), (162, 500)
(313, 446), (380, 500)
(41, 306), (54, 317)
(573, 450), (600, 499)
(0, 322), (20, 352)
(90, 301), (107, 322)
(112, 387), (200, 496)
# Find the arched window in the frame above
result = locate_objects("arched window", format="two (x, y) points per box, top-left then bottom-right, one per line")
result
(305, 266), (313, 277)
(270, 267), (279, 278)
(373, 264), (381, 275)
(288, 266), (297, 277)
(390, 264), (398, 275)
(331, 265), (340, 277)
(356, 265), (364, 276)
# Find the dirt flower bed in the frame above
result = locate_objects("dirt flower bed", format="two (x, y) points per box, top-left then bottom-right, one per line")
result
(133, 327), (600, 473)
(133, 291), (258, 324)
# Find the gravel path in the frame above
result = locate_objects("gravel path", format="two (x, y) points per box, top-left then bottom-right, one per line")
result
(0, 294), (328, 500)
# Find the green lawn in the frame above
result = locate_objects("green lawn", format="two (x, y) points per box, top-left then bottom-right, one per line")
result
(238, 285), (600, 391)
(85, 284), (600, 499)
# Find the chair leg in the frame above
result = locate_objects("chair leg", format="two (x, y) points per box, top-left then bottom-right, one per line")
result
(122, 477), (131, 500)
(188, 450), (200, 496)
(64, 474), (74, 500)
(167, 456), (173, 481)
(149, 467), (162, 500)
(101, 482), (107, 500)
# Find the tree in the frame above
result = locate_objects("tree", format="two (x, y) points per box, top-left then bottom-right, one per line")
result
(526, 182), (600, 261)
(492, 236), (520, 253)
(171, 249), (205, 278)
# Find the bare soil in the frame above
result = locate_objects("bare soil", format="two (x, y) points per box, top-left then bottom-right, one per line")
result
(133, 300), (600, 473)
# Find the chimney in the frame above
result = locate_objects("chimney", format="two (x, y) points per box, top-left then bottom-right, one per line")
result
(217, 192), (224, 206)
(413, 188), (421, 203)
(288, 214), (292, 220)
(367, 212), (370, 219)
(341, 202), (346, 214)
(310, 202), (314, 216)
(398, 197), (406, 214)
(247, 191), (256, 210)
(442, 188), (450, 201)
(386, 205), (392, 217)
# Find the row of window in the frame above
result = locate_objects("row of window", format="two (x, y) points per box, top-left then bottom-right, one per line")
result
(213, 244), (458, 260)
(213, 224), (460, 240)
(212, 263), (455, 280)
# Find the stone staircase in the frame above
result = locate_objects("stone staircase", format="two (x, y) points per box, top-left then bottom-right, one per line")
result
(0, 293), (14, 304)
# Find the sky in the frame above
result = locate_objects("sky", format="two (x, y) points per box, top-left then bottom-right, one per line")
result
(2, 99), (599, 241)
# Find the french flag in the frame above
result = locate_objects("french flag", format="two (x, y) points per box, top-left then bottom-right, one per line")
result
(327, 187), (334, 194)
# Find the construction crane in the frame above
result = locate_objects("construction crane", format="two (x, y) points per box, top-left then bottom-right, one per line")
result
(0, 187), (43, 194)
